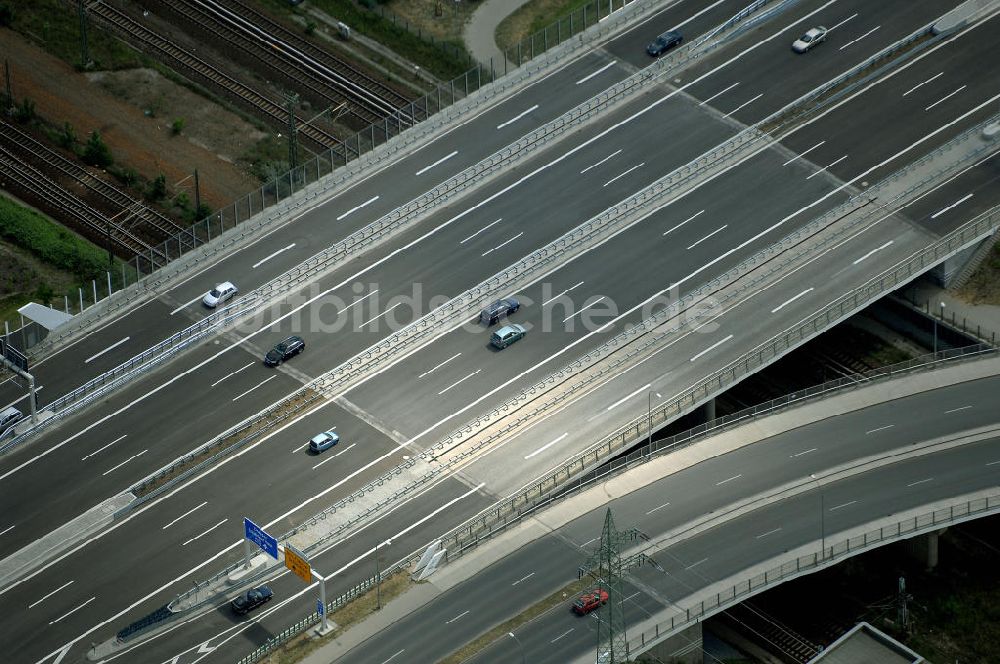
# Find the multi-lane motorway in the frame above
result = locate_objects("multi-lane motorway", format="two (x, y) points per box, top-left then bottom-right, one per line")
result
(1, 0), (998, 662)
(341, 372), (1000, 664)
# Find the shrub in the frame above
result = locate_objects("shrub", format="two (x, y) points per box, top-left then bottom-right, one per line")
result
(170, 118), (185, 136)
(0, 196), (108, 280)
(109, 166), (138, 188)
(82, 131), (113, 168)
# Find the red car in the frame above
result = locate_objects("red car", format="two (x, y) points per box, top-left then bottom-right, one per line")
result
(572, 588), (609, 615)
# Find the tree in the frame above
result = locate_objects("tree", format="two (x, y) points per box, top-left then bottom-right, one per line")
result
(13, 97), (35, 123)
(34, 282), (55, 304)
(146, 173), (167, 202)
(193, 203), (212, 221)
(57, 122), (76, 149)
(82, 131), (113, 168)
(0, 4), (14, 28)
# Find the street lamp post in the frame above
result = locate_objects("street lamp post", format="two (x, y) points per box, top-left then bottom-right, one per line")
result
(375, 538), (392, 610)
(647, 391), (661, 447)
(810, 474), (825, 559)
(507, 631), (526, 664)
(935, 302), (945, 355)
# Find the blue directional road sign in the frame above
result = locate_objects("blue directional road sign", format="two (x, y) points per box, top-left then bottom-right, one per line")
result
(244, 517), (278, 560)
(317, 600), (324, 616)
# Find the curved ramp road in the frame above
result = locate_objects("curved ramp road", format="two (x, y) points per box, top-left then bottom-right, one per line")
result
(331, 374), (1000, 664)
(1, 1), (997, 663)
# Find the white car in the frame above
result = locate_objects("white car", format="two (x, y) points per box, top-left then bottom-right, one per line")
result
(203, 281), (238, 308)
(792, 26), (828, 53)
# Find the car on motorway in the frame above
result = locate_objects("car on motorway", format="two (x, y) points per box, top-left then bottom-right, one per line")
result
(0, 406), (23, 440)
(646, 30), (683, 57)
(231, 586), (273, 615)
(264, 335), (305, 366)
(490, 323), (526, 350)
(203, 281), (238, 308)
(480, 296), (520, 325)
(792, 26), (828, 53)
(309, 430), (340, 453)
(572, 588), (609, 615)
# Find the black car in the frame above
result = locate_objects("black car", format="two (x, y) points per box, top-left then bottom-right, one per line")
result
(264, 335), (305, 366)
(231, 586), (273, 615)
(646, 30), (683, 57)
(479, 297), (520, 326)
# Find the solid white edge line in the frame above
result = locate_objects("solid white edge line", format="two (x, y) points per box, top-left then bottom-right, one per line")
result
(251, 243), (296, 269)
(576, 61), (617, 86)
(83, 337), (131, 364)
(690, 334), (734, 362)
(415, 150), (459, 176)
(524, 433), (569, 459)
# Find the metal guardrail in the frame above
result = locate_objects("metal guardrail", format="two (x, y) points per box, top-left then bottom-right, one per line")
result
(24, 0), (685, 359)
(232, 345), (997, 664)
(450, 201), (1000, 545)
(121, 391), (325, 512)
(2, 0), (744, 455)
(231, 573), (379, 663)
(9, 0), (929, 455)
(222, 14), (998, 662)
(433, 344), (998, 562)
(626, 493), (1000, 655)
(226, 162), (1000, 663)
(184, 107), (1000, 613)
(169, 108), (1000, 616)
(226, 130), (999, 664)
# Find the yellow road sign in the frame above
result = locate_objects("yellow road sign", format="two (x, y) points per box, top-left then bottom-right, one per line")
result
(284, 545), (312, 583)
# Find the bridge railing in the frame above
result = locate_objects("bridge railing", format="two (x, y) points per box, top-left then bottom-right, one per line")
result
(625, 493), (1000, 655)
(208, 136), (1000, 642)
(230, 346), (996, 664)
(22, 0), (688, 358)
(165, 127), (1000, 623)
(9, 0), (843, 457)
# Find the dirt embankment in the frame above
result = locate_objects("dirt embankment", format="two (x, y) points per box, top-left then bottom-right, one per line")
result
(2, 28), (261, 209)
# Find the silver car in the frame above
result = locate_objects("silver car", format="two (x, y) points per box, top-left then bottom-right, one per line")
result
(309, 431), (340, 453)
(203, 281), (238, 308)
(792, 26), (828, 53)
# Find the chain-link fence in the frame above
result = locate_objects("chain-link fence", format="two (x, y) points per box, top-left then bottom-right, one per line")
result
(2, 0), (831, 453)
(14, 0), (698, 356)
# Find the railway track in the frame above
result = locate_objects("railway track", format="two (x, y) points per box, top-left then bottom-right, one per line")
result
(0, 120), (187, 243)
(88, 1), (341, 150)
(148, 0), (406, 127)
(0, 145), (165, 263)
(194, 0), (411, 118)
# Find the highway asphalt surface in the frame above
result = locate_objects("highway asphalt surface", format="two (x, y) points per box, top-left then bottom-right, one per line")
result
(336, 376), (1000, 664)
(1, 1), (998, 662)
(0, 0), (734, 409)
(0, 0), (767, 409)
(3, 0), (977, 554)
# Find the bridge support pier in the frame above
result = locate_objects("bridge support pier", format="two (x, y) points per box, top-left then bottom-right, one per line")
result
(643, 621), (703, 663)
(902, 528), (946, 570)
(701, 398), (716, 423)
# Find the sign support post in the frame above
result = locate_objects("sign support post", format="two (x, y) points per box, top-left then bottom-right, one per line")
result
(315, 570), (329, 633)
